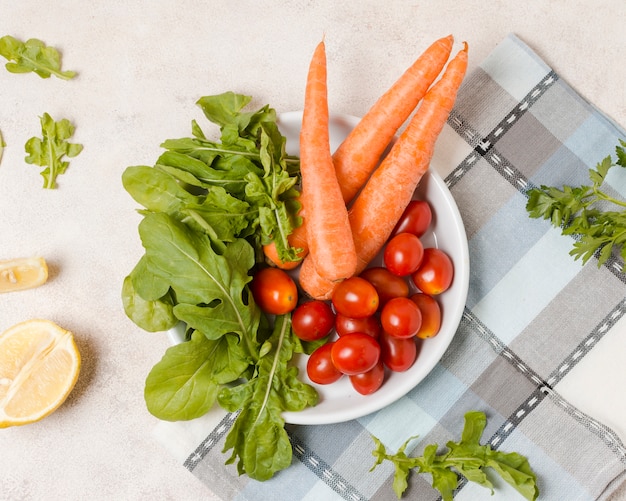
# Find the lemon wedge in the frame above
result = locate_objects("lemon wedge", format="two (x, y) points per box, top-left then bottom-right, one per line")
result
(0, 257), (49, 293)
(0, 319), (81, 428)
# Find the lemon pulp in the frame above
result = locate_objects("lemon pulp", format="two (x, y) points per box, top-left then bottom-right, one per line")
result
(0, 319), (81, 427)
(0, 257), (49, 293)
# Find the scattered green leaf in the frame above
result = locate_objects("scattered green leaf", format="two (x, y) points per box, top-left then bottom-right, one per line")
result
(25, 112), (83, 189)
(0, 35), (76, 79)
(371, 411), (539, 500)
(0, 130), (4, 165)
(526, 139), (626, 270)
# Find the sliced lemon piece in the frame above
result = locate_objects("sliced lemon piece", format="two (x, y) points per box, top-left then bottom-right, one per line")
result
(0, 257), (48, 293)
(0, 319), (81, 428)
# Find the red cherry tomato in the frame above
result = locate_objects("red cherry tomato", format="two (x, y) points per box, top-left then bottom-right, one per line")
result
(250, 267), (298, 315)
(359, 267), (409, 307)
(331, 276), (379, 318)
(292, 300), (335, 341)
(379, 331), (418, 372)
(383, 233), (424, 277)
(349, 361), (385, 395)
(307, 342), (343, 385)
(335, 313), (381, 339)
(380, 297), (422, 339)
(411, 248), (454, 295)
(392, 200), (432, 237)
(330, 332), (381, 375)
(410, 293), (441, 339)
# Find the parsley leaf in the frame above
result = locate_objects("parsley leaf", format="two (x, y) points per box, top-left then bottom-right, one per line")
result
(526, 139), (626, 270)
(371, 411), (539, 500)
(0, 35), (76, 79)
(25, 113), (83, 189)
(0, 130), (4, 165)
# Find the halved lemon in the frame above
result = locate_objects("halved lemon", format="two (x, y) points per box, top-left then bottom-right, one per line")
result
(0, 257), (49, 293)
(0, 319), (81, 427)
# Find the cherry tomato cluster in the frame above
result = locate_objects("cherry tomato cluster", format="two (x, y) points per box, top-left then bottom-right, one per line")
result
(249, 199), (455, 397)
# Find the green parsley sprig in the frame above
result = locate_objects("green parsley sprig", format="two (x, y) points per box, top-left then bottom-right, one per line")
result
(371, 411), (539, 500)
(526, 139), (626, 270)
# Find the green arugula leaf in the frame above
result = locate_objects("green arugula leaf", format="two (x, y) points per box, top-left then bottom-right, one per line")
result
(156, 149), (258, 196)
(25, 112), (83, 189)
(371, 411), (539, 500)
(486, 450), (540, 501)
(122, 165), (198, 214)
(122, 165), (254, 242)
(121, 274), (177, 333)
(144, 330), (250, 421)
(196, 91), (257, 131)
(138, 213), (260, 346)
(121, 256), (177, 333)
(0, 35), (76, 79)
(129, 255), (171, 301)
(218, 314), (319, 481)
(244, 121), (303, 261)
(526, 140), (626, 270)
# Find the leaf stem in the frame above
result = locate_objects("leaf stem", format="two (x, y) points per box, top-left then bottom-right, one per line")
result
(255, 315), (289, 427)
(593, 187), (626, 208)
(19, 54), (73, 80)
(174, 141), (299, 167)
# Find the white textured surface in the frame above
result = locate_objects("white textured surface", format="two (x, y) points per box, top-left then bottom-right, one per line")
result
(0, 1), (624, 500)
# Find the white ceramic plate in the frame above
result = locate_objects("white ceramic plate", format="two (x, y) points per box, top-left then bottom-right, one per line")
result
(168, 111), (470, 425)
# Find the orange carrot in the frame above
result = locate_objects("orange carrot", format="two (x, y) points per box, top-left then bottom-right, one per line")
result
(298, 252), (336, 300)
(299, 39), (357, 282)
(333, 35), (454, 203)
(268, 36), (454, 270)
(350, 42), (468, 271)
(263, 207), (309, 269)
(300, 43), (469, 299)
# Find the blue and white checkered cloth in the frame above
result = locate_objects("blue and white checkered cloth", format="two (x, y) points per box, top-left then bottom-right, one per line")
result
(154, 34), (626, 501)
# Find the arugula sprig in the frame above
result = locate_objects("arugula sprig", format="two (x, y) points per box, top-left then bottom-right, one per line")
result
(122, 92), (315, 481)
(218, 314), (318, 480)
(24, 113), (83, 189)
(371, 411), (539, 500)
(526, 139), (626, 270)
(154, 92), (302, 264)
(0, 35), (76, 80)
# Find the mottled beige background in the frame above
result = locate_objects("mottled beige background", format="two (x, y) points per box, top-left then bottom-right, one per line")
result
(0, 1), (624, 500)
